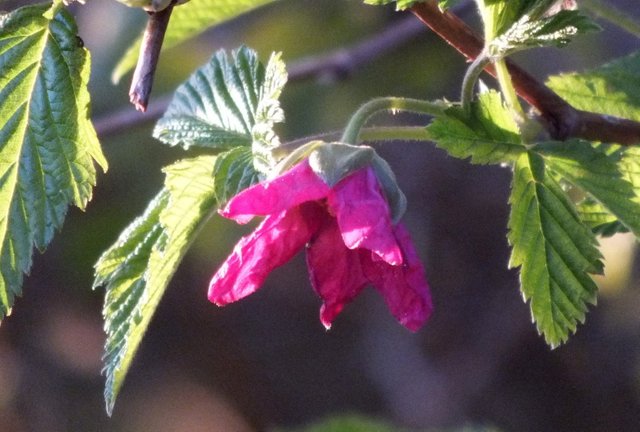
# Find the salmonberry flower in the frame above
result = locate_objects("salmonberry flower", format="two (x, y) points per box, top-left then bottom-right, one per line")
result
(208, 155), (433, 331)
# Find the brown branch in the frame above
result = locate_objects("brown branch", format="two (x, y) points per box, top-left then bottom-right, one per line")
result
(129, 5), (175, 112)
(411, 1), (640, 145)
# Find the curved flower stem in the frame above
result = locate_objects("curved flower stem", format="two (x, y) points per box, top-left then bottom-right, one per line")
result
(341, 97), (446, 144)
(461, 52), (491, 113)
(581, 0), (640, 38)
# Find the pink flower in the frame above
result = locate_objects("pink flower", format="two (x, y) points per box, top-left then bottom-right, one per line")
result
(208, 159), (433, 331)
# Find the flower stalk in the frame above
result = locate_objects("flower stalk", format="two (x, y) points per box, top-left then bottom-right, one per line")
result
(341, 97), (446, 144)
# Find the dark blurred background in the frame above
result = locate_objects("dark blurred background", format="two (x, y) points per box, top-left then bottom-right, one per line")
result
(1, 0), (640, 431)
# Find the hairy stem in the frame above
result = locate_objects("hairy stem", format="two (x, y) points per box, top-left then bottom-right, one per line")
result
(461, 53), (491, 112)
(341, 97), (446, 144)
(359, 126), (432, 142)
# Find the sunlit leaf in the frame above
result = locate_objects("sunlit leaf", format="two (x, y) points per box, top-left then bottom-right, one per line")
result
(547, 51), (640, 122)
(153, 46), (287, 174)
(0, 4), (106, 319)
(212, 147), (260, 204)
(508, 152), (602, 347)
(576, 198), (627, 237)
(489, 9), (599, 57)
(95, 190), (168, 416)
(95, 155), (218, 414)
(427, 91), (525, 164)
(534, 140), (640, 238)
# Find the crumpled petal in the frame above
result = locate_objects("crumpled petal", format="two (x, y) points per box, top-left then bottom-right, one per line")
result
(360, 224), (433, 331)
(220, 159), (331, 224)
(209, 202), (324, 306)
(328, 167), (403, 265)
(306, 217), (368, 329)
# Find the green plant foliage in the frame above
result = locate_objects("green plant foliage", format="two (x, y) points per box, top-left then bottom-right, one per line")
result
(508, 152), (603, 347)
(546, 52), (640, 236)
(534, 140), (640, 237)
(573, 144), (640, 236)
(97, 46), (277, 413)
(154, 46), (287, 174)
(426, 91), (525, 164)
(547, 51), (640, 122)
(111, 0), (277, 83)
(278, 414), (402, 432)
(577, 198), (627, 237)
(95, 155), (220, 414)
(212, 147), (261, 204)
(478, 0), (553, 39)
(0, 3), (106, 320)
(93, 190), (168, 415)
(488, 9), (599, 57)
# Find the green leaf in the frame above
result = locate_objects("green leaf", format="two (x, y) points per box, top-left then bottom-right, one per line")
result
(533, 140), (640, 238)
(547, 51), (640, 122)
(111, 0), (277, 83)
(508, 152), (602, 347)
(212, 147), (260, 204)
(0, 4), (106, 319)
(95, 155), (218, 414)
(94, 190), (168, 415)
(576, 144), (640, 236)
(278, 414), (402, 432)
(478, 0), (551, 40)
(576, 197), (627, 237)
(488, 9), (599, 57)
(426, 91), (525, 164)
(153, 46), (287, 174)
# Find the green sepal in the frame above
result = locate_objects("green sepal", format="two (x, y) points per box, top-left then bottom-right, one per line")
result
(308, 143), (376, 187)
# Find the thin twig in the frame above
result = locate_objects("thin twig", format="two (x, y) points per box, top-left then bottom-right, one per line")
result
(94, 2), (475, 137)
(129, 5), (174, 112)
(411, 0), (640, 145)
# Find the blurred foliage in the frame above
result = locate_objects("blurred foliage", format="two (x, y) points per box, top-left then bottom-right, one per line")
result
(275, 414), (502, 432)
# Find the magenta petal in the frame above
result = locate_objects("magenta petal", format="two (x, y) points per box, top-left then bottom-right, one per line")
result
(220, 159), (331, 224)
(360, 224), (433, 331)
(306, 217), (368, 329)
(328, 167), (403, 265)
(209, 203), (324, 306)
